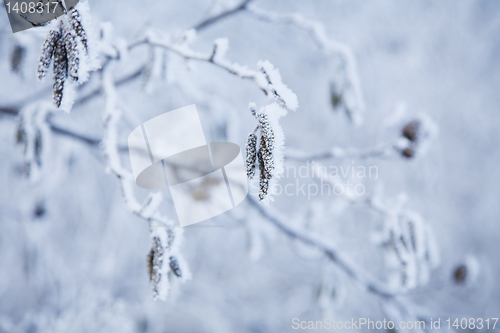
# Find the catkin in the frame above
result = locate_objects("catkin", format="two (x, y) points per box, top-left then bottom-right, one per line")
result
(69, 8), (88, 53)
(37, 27), (62, 80)
(169, 256), (182, 278)
(52, 32), (68, 107)
(149, 234), (165, 300)
(11, 45), (25, 74)
(64, 31), (79, 82)
(257, 113), (275, 201)
(246, 133), (257, 179)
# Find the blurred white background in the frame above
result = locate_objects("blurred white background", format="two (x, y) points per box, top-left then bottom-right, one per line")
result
(0, 0), (499, 332)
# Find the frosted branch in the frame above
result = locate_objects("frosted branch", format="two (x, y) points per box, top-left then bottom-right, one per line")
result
(100, 66), (172, 227)
(246, 6), (364, 123)
(248, 195), (434, 329)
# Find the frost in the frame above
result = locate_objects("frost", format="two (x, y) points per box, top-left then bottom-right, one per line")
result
(248, 6), (363, 122)
(212, 37), (229, 60)
(251, 102), (287, 204)
(257, 60), (299, 111)
(16, 102), (53, 181)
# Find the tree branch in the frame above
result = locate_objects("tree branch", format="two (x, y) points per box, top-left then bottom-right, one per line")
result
(193, 0), (254, 31)
(245, 5), (364, 123)
(247, 195), (433, 330)
(286, 145), (398, 161)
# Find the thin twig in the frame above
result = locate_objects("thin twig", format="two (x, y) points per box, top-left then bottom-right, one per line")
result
(193, 0), (254, 31)
(247, 195), (433, 331)
(286, 145), (397, 161)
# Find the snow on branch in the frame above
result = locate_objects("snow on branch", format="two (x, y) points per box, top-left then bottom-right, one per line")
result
(15, 102), (55, 181)
(246, 6), (364, 124)
(100, 66), (190, 301)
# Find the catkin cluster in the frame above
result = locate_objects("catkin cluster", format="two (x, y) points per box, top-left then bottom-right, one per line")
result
(385, 213), (438, 290)
(245, 112), (276, 201)
(146, 228), (183, 300)
(400, 120), (421, 158)
(36, 8), (88, 107)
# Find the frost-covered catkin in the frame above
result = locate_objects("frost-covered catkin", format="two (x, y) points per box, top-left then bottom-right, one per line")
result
(69, 8), (88, 53)
(246, 133), (258, 179)
(258, 113), (275, 201)
(147, 227), (186, 301)
(148, 233), (167, 301)
(11, 45), (25, 74)
(64, 30), (79, 82)
(53, 34), (68, 107)
(37, 3), (95, 108)
(37, 27), (62, 80)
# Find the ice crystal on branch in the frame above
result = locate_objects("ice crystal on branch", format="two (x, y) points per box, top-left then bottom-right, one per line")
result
(69, 7), (88, 53)
(257, 60), (299, 111)
(15, 103), (53, 181)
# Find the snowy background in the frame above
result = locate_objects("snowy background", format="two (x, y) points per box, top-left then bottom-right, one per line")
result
(0, 0), (499, 332)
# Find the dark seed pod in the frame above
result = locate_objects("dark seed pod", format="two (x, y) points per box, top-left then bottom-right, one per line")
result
(246, 133), (257, 179)
(37, 26), (62, 80)
(169, 256), (182, 278)
(402, 120), (421, 142)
